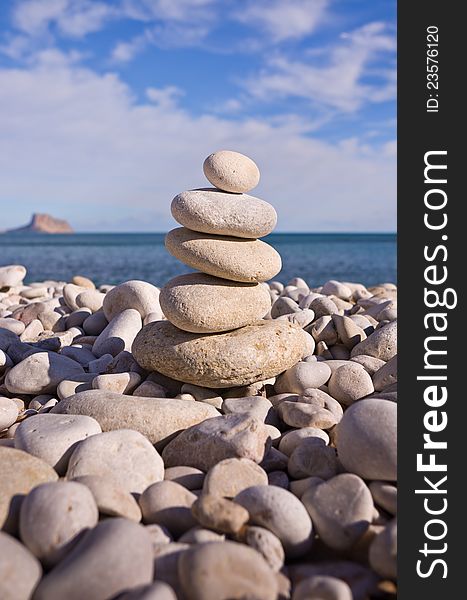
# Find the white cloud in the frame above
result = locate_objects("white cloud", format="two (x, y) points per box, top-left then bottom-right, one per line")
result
(13, 0), (117, 38)
(111, 34), (148, 63)
(0, 52), (395, 232)
(245, 22), (396, 112)
(234, 0), (329, 42)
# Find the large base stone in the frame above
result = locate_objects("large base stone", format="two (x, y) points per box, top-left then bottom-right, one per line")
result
(132, 320), (312, 389)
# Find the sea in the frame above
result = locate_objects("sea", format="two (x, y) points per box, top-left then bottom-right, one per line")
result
(0, 233), (397, 288)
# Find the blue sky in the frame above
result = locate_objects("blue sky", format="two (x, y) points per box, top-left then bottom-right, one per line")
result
(0, 0), (396, 232)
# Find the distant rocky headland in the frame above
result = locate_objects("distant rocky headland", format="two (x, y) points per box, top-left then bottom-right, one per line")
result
(3, 213), (74, 234)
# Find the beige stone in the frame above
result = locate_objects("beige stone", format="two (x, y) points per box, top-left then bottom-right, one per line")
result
(191, 494), (249, 534)
(132, 319), (311, 389)
(19, 481), (98, 567)
(203, 457), (268, 498)
(178, 541), (278, 600)
(162, 414), (270, 471)
(33, 518), (153, 600)
(139, 481), (197, 537)
(328, 363), (374, 405)
(0, 447), (58, 532)
(52, 390), (219, 445)
(336, 399), (397, 481)
(103, 280), (160, 321)
(5, 351), (84, 395)
(171, 188), (276, 237)
(234, 485), (313, 558)
(73, 474), (142, 521)
(0, 531), (42, 600)
(302, 474), (374, 550)
(351, 320), (397, 361)
(14, 413), (102, 475)
(203, 150), (260, 193)
(160, 273), (270, 333)
(165, 227), (281, 283)
(66, 429), (164, 494)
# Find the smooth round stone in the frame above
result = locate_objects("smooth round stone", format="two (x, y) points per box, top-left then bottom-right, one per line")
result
(369, 519), (397, 579)
(73, 474), (142, 521)
(321, 280), (352, 300)
(34, 518), (154, 600)
(336, 399), (397, 481)
(162, 414), (270, 471)
(5, 351), (84, 394)
(132, 320), (311, 389)
(302, 474), (374, 550)
(75, 290), (105, 312)
(0, 397), (18, 430)
(15, 413), (102, 474)
(351, 321), (397, 361)
(288, 439), (339, 480)
(279, 428), (330, 456)
(328, 363), (374, 405)
(292, 575), (353, 600)
(275, 362), (332, 395)
(164, 467), (205, 490)
(234, 485), (313, 557)
(203, 150), (260, 193)
(178, 541), (277, 600)
(72, 275), (95, 289)
(0, 317), (25, 335)
(0, 531), (42, 600)
(0, 265), (26, 287)
(165, 227), (281, 283)
(242, 526), (284, 572)
(0, 447), (58, 532)
(63, 284), (87, 310)
(52, 390), (219, 445)
(103, 280), (161, 321)
(139, 481), (197, 537)
(369, 481), (397, 515)
(92, 308), (142, 357)
(92, 371), (141, 394)
(171, 188), (276, 238)
(191, 494), (249, 534)
(203, 457), (268, 498)
(160, 273), (271, 333)
(66, 429), (164, 494)
(118, 582), (177, 600)
(19, 481), (98, 567)
(57, 376), (94, 400)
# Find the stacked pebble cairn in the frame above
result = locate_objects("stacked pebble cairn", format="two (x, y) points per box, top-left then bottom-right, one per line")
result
(132, 151), (312, 389)
(0, 153), (397, 600)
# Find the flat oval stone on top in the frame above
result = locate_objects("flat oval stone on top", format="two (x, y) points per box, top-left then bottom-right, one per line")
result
(132, 320), (312, 389)
(165, 227), (281, 283)
(171, 189), (276, 238)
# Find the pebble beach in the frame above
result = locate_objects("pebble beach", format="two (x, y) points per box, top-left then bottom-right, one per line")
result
(0, 151), (397, 600)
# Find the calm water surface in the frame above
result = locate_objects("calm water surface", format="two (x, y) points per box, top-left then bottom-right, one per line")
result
(0, 233), (396, 288)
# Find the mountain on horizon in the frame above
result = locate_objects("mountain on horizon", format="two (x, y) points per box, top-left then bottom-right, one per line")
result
(4, 213), (74, 234)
